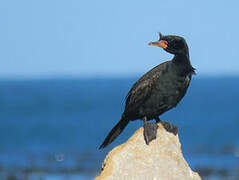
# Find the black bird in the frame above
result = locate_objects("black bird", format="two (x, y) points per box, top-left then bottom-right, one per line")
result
(99, 33), (195, 149)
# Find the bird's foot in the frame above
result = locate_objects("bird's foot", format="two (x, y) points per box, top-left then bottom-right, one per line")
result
(160, 121), (178, 135)
(143, 122), (158, 145)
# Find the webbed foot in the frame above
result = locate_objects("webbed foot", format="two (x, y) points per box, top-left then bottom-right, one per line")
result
(161, 121), (178, 135)
(143, 118), (158, 145)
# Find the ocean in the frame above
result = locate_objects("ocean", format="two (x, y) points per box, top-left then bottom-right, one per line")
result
(0, 76), (238, 180)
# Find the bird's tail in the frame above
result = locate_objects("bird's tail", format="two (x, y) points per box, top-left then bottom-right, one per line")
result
(99, 116), (130, 149)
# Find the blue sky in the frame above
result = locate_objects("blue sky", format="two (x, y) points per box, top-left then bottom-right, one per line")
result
(0, 0), (239, 78)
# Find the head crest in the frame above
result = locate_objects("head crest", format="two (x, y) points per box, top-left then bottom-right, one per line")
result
(158, 32), (163, 40)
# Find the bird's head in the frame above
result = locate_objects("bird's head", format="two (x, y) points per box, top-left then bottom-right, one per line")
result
(149, 33), (188, 55)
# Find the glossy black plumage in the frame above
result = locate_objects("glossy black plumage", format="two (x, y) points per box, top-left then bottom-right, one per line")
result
(99, 34), (195, 149)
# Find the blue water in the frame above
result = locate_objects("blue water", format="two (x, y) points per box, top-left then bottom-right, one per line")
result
(0, 76), (239, 179)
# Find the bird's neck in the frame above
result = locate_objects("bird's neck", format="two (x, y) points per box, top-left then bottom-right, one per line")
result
(173, 53), (190, 65)
(172, 53), (195, 75)
(172, 44), (190, 64)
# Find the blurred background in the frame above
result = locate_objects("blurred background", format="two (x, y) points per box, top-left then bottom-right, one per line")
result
(0, 0), (239, 179)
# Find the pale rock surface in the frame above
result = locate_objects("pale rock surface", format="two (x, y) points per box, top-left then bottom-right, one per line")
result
(95, 123), (201, 180)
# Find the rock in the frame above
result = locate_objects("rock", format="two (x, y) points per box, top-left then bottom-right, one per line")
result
(95, 122), (201, 180)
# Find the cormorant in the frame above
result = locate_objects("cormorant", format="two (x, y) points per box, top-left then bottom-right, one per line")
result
(99, 33), (195, 149)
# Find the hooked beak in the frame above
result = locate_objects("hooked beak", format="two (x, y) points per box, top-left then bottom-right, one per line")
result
(148, 40), (168, 49)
